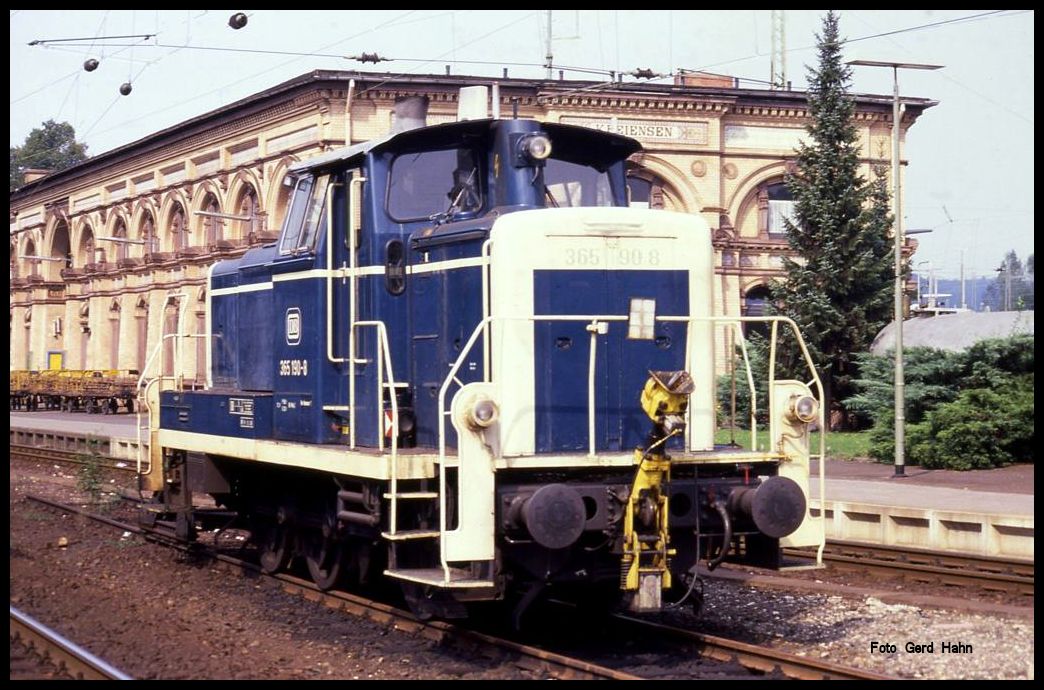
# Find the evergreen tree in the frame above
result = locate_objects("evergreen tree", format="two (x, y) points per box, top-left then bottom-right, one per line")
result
(767, 11), (894, 425)
(10, 120), (89, 191)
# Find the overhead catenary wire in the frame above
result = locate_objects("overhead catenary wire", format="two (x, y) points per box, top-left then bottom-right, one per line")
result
(80, 10), (423, 145)
(15, 10), (1033, 155)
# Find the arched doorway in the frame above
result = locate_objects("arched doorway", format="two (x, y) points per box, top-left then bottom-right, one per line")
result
(50, 221), (72, 279)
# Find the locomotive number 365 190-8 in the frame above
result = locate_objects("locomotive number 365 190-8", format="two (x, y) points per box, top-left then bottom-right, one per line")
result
(279, 359), (309, 376)
(564, 247), (661, 267)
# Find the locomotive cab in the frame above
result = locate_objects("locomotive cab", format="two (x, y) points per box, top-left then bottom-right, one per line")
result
(144, 114), (826, 620)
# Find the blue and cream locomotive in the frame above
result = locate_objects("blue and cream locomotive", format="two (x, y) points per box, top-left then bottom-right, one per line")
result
(139, 108), (825, 619)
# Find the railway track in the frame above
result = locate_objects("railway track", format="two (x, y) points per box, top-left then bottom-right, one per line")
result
(10, 606), (133, 680)
(609, 613), (893, 680)
(23, 493), (893, 680)
(17, 439), (1035, 597)
(785, 541), (1034, 596)
(10, 442), (136, 473)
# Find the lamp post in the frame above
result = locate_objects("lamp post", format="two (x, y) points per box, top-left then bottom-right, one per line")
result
(848, 60), (942, 478)
(915, 260), (930, 309)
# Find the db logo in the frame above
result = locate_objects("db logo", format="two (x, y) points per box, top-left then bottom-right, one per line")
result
(285, 308), (301, 345)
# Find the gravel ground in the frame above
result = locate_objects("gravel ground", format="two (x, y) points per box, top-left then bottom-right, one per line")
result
(667, 578), (1034, 680)
(8, 458), (534, 680)
(9, 455), (1034, 680)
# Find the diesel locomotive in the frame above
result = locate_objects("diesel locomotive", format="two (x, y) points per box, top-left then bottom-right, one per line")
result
(137, 104), (826, 619)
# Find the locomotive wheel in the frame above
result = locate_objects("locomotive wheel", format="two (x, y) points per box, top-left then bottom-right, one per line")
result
(259, 524), (292, 575)
(305, 537), (344, 591)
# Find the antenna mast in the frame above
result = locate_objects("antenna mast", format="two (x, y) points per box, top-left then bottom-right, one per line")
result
(771, 10), (786, 89)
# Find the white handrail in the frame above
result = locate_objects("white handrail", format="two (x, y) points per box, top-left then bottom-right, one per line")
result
(351, 320), (400, 531)
(480, 239), (492, 383)
(347, 176), (367, 449)
(134, 329), (205, 478)
(325, 181), (346, 365)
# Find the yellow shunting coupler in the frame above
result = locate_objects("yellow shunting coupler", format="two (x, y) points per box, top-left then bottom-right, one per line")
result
(623, 370), (696, 612)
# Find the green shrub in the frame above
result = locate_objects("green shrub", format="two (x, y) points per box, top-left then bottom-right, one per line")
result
(854, 335), (1034, 470)
(907, 377), (1033, 470)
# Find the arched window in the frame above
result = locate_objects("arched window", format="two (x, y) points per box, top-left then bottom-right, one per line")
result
(24, 239), (38, 278)
(170, 203), (187, 252)
(112, 218), (129, 262)
(743, 285), (773, 338)
(762, 182), (796, 237)
(140, 211), (156, 256)
(626, 172), (666, 210)
(200, 193), (222, 248)
(79, 224), (96, 267)
(271, 175), (293, 238)
(234, 184), (261, 242)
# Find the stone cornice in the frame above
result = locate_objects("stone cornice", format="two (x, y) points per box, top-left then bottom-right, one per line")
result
(540, 93), (734, 114)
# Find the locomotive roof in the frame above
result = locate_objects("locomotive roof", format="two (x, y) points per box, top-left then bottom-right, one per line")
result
(289, 119), (642, 175)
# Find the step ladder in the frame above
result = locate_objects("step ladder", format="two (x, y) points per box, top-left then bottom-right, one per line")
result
(381, 462), (496, 589)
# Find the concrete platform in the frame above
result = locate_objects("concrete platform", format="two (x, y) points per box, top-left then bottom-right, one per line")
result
(10, 411), (143, 461)
(810, 459), (1033, 561)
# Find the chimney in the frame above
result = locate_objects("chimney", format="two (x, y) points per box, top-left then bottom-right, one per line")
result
(390, 96), (430, 134)
(22, 168), (52, 184)
(674, 70), (737, 89)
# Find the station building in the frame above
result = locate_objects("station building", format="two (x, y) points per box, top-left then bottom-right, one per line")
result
(10, 69), (934, 378)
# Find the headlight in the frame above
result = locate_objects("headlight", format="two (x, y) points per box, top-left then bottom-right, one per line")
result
(465, 397), (499, 430)
(787, 395), (819, 424)
(519, 133), (552, 161)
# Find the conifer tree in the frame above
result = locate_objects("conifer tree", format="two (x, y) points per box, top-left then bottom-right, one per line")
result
(768, 11), (894, 425)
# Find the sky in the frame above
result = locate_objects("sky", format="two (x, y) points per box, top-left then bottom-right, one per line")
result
(9, 10), (1034, 281)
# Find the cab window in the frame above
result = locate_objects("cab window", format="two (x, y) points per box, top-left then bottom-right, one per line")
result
(280, 174), (331, 254)
(544, 158), (613, 207)
(388, 148), (481, 221)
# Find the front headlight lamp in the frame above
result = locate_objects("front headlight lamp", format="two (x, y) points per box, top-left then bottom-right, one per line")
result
(518, 133), (552, 162)
(787, 394), (819, 425)
(465, 397), (499, 430)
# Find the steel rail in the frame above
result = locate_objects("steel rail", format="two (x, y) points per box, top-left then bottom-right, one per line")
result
(610, 612), (896, 680)
(10, 442), (136, 472)
(22, 493), (638, 681)
(10, 606), (133, 680)
(785, 540), (1034, 595)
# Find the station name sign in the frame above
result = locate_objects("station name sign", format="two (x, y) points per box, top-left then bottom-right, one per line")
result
(560, 117), (709, 146)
